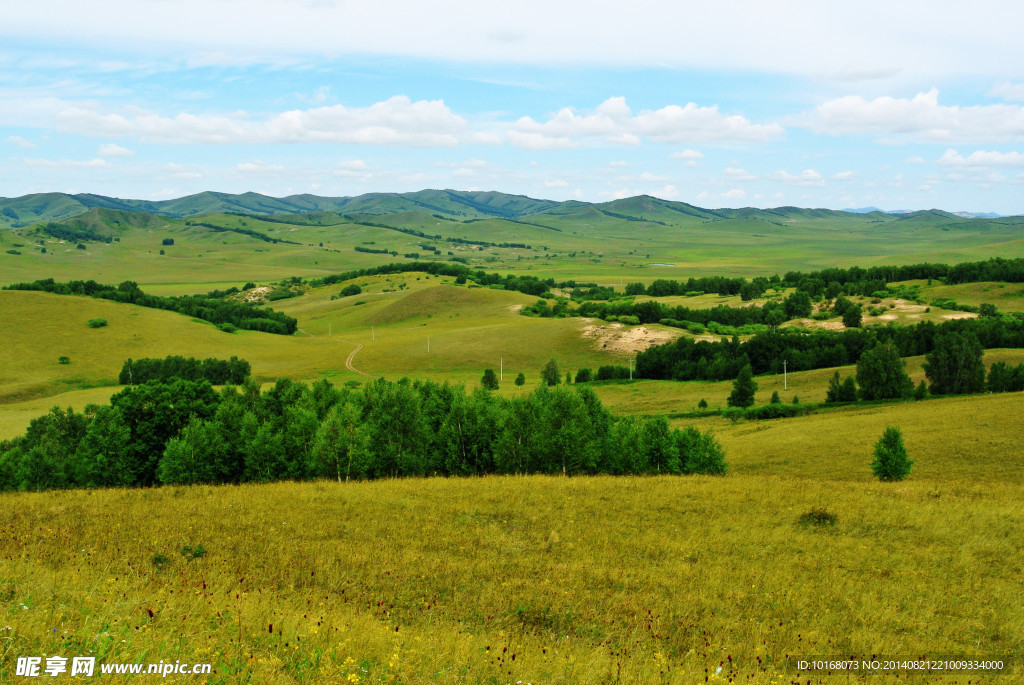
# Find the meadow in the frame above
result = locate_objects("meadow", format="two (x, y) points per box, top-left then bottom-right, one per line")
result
(2, 192), (1024, 682)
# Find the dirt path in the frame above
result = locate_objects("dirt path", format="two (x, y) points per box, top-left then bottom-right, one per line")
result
(335, 339), (373, 377)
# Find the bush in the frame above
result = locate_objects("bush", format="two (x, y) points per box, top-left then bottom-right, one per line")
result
(87, 318), (107, 328)
(58, 356), (71, 365)
(574, 368), (593, 383)
(340, 284), (362, 297)
(514, 372), (525, 387)
(796, 507), (838, 528)
(697, 398), (708, 410)
(217, 322), (237, 333)
(481, 368), (499, 390)
(162, 238), (175, 246)
(871, 426), (913, 481)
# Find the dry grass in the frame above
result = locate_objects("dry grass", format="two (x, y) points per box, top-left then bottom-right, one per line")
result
(1, 471), (1020, 684)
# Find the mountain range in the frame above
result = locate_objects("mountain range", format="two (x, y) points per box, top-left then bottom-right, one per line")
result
(0, 189), (1016, 229)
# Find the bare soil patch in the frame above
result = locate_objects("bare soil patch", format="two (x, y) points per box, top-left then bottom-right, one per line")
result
(580, 320), (678, 355)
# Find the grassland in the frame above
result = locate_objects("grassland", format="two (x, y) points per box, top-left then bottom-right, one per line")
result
(3, 192), (1024, 683)
(2, 455), (1021, 683)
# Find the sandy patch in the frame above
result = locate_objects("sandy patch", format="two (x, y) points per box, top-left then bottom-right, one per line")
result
(890, 298), (928, 313)
(875, 314), (898, 321)
(787, 319), (845, 330)
(942, 312), (978, 320)
(508, 304), (524, 313)
(242, 286), (273, 303)
(580, 320), (677, 355)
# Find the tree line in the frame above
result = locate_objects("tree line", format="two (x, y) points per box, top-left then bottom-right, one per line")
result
(636, 317), (1024, 382)
(0, 378), (727, 492)
(3, 278), (298, 335)
(118, 356), (251, 385)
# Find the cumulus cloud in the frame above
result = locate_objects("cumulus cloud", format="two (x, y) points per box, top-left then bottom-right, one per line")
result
(98, 143), (134, 157)
(988, 82), (1024, 102)
(237, 161), (285, 173)
(509, 96), (782, 150)
(832, 171), (856, 181)
(56, 96), (468, 147)
(6, 135), (35, 149)
(769, 169), (824, 186)
(24, 157), (110, 168)
(670, 148), (703, 160)
(904, 155), (926, 164)
(805, 89), (1024, 143)
(723, 166), (757, 181)
(937, 149), (1024, 167)
(722, 188), (746, 199)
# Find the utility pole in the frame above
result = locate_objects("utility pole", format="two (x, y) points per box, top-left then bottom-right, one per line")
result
(328, 323), (331, 337)
(371, 326), (375, 342)
(500, 357), (503, 381)
(629, 357), (633, 381)
(784, 359), (787, 390)
(427, 336), (430, 353)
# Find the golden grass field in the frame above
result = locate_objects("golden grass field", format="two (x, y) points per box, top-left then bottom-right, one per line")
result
(3, 250), (1024, 682)
(2, 457), (1021, 684)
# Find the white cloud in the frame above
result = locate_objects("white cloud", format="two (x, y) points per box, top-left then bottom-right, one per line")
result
(98, 143), (134, 157)
(989, 82), (1024, 102)
(722, 188), (746, 199)
(937, 149), (1024, 167)
(832, 171), (855, 181)
(904, 156), (926, 164)
(6, 135), (35, 148)
(723, 166), (757, 181)
(237, 161), (284, 173)
(607, 160), (628, 168)
(769, 169), (824, 186)
(4, 2), (1021, 80)
(509, 96), (782, 149)
(336, 159), (371, 171)
(806, 89), (1024, 143)
(56, 96), (468, 147)
(543, 179), (568, 188)
(670, 149), (703, 160)
(24, 157), (110, 168)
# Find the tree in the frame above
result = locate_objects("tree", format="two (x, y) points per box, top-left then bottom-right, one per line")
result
(783, 290), (813, 319)
(697, 398), (708, 410)
(856, 342), (912, 400)
(769, 391), (781, 404)
(871, 426), (913, 481)
(481, 368), (499, 390)
(914, 380), (928, 400)
(923, 331), (985, 395)
(340, 284), (362, 297)
(514, 372), (526, 387)
(574, 368), (593, 383)
(675, 426), (727, 475)
(541, 359), (561, 386)
(842, 305), (862, 328)
(162, 238), (174, 246)
(727, 364), (757, 408)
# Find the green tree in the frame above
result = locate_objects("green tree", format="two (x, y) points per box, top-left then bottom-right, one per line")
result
(340, 284), (362, 297)
(574, 368), (593, 383)
(675, 426), (727, 475)
(923, 331), (986, 395)
(309, 402), (365, 481)
(158, 418), (226, 484)
(842, 305), (862, 328)
(769, 391), (781, 404)
(481, 368), (499, 390)
(541, 359), (561, 386)
(514, 372), (526, 387)
(783, 290), (813, 319)
(856, 342), (912, 400)
(871, 426), (913, 481)
(73, 406), (134, 487)
(727, 364), (757, 408)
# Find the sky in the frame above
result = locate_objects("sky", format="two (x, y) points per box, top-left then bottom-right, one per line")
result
(2, 0), (1023, 214)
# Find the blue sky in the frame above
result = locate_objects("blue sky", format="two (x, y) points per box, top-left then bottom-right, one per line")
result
(2, 0), (1023, 213)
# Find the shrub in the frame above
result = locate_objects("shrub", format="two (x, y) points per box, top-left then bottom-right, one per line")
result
(697, 398), (708, 410)
(340, 284), (362, 297)
(58, 356), (70, 365)
(162, 238), (175, 246)
(871, 426), (913, 481)
(180, 544), (207, 560)
(514, 372), (525, 387)
(574, 368), (593, 383)
(796, 507), (838, 528)
(217, 322), (237, 333)
(727, 364), (757, 408)
(481, 368), (499, 390)
(87, 318), (107, 328)
(769, 391), (781, 404)
(76, 243), (86, 250)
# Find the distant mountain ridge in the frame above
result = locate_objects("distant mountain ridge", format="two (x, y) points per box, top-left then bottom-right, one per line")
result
(0, 189), (1016, 229)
